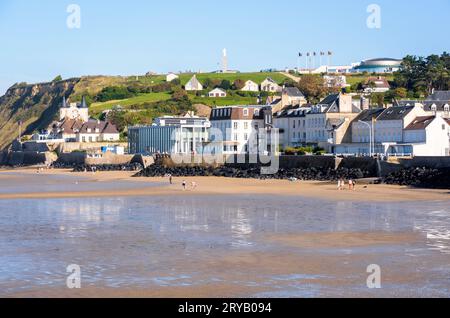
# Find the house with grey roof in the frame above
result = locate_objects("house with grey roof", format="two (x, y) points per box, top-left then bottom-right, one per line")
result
(281, 87), (307, 109)
(274, 105), (311, 148)
(305, 93), (361, 152)
(77, 120), (120, 143)
(423, 90), (450, 118)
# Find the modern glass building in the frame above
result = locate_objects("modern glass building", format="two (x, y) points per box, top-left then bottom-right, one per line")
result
(353, 58), (402, 73)
(128, 116), (210, 155)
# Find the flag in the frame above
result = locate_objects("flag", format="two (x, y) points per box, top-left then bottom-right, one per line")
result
(328, 51), (333, 56)
(306, 52), (310, 57)
(313, 52), (317, 56)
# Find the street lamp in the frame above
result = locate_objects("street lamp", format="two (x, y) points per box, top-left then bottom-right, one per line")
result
(359, 120), (372, 157)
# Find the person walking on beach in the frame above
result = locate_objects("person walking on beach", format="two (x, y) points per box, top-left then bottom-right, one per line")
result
(182, 180), (187, 191)
(338, 178), (345, 191)
(349, 179), (354, 191)
(168, 174), (173, 185)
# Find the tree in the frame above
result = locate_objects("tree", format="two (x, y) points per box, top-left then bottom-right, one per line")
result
(394, 87), (408, 99)
(296, 74), (337, 103)
(52, 75), (63, 82)
(394, 52), (450, 95)
(371, 93), (385, 108)
(172, 87), (188, 101)
(219, 80), (231, 90)
(233, 79), (245, 90)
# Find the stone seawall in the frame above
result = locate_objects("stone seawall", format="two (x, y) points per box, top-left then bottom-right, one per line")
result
(399, 157), (450, 169)
(55, 152), (154, 168)
(0, 151), (57, 166)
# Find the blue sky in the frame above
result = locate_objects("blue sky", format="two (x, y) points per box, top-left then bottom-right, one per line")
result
(0, 0), (449, 94)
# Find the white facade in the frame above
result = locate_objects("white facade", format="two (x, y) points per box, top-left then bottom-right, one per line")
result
(323, 75), (348, 88)
(166, 73), (179, 82)
(273, 109), (308, 148)
(210, 106), (269, 154)
(241, 80), (259, 92)
(208, 88), (227, 98)
(60, 103), (89, 122)
(403, 116), (450, 156)
(185, 75), (203, 91)
(261, 78), (282, 93)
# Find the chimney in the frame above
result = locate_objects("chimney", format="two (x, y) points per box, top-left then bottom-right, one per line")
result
(360, 96), (370, 110)
(339, 93), (353, 113)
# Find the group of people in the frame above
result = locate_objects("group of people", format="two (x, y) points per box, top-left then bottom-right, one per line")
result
(165, 174), (198, 191)
(337, 178), (356, 191)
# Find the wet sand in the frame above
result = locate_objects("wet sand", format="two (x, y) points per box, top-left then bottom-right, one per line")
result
(0, 168), (448, 202)
(1, 169), (450, 298)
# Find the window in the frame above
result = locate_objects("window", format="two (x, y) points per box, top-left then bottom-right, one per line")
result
(244, 122), (249, 130)
(244, 133), (248, 140)
(234, 134), (238, 141)
(243, 109), (249, 117)
(254, 109), (260, 116)
(234, 122), (238, 129)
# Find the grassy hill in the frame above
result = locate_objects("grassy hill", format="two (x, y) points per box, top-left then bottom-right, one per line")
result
(90, 92), (172, 115)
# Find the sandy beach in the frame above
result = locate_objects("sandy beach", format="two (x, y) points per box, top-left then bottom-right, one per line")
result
(0, 168), (448, 202)
(1, 168), (450, 298)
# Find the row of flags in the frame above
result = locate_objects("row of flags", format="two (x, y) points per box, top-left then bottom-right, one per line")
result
(299, 51), (333, 57)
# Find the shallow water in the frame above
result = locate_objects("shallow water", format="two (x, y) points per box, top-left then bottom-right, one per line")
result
(0, 173), (450, 297)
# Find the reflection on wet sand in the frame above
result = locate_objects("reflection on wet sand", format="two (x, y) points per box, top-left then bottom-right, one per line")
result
(1, 194), (450, 298)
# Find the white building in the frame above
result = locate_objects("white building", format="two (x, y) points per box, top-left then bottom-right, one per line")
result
(208, 88), (227, 98)
(305, 93), (360, 152)
(363, 76), (391, 93)
(261, 78), (282, 93)
(77, 120), (120, 143)
(401, 116), (450, 156)
(166, 73), (179, 82)
(423, 91), (450, 118)
(241, 80), (259, 92)
(128, 116), (210, 155)
(59, 96), (89, 122)
(335, 104), (449, 156)
(323, 75), (349, 88)
(274, 106), (310, 148)
(185, 75), (203, 91)
(209, 106), (272, 154)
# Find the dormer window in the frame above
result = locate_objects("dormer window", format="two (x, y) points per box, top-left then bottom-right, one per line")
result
(431, 104), (437, 112)
(254, 109), (260, 116)
(243, 109), (249, 117)
(444, 104), (449, 112)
